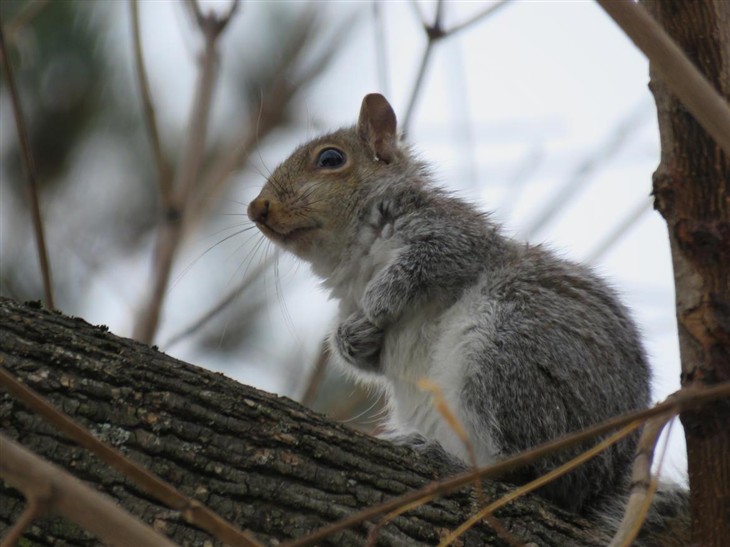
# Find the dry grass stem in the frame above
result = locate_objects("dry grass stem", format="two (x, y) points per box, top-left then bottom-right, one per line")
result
(283, 381), (730, 547)
(0, 433), (178, 547)
(597, 0), (730, 155)
(0, 18), (54, 309)
(0, 365), (261, 547)
(439, 422), (642, 547)
(608, 410), (675, 547)
(130, 0), (173, 206)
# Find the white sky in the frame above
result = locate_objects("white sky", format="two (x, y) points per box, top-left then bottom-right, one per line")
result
(78, 1), (686, 482)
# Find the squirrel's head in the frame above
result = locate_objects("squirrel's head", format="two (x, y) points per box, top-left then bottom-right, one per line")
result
(248, 93), (404, 265)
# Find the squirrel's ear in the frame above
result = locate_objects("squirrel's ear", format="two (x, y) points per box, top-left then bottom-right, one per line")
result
(358, 93), (398, 163)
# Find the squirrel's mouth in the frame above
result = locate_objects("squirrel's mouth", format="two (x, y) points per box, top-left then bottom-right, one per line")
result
(256, 222), (320, 244)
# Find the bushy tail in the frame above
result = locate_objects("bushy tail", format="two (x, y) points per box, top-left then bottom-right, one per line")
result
(595, 483), (690, 547)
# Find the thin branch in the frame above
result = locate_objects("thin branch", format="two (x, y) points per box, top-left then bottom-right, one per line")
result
(163, 254), (274, 349)
(440, 422), (642, 547)
(0, 15), (54, 309)
(283, 381), (730, 547)
(402, 40), (435, 137)
(133, 2), (238, 344)
(130, 0), (173, 206)
(371, 2), (390, 97)
(0, 434), (178, 547)
(301, 339), (329, 407)
(444, 1), (510, 37)
(402, 0), (510, 137)
(596, 0), (730, 156)
(0, 498), (45, 547)
(608, 410), (675, 547)
(0, 366), (261, 547)
(586, 197), (652, 263)
(524, 101), (650, 240)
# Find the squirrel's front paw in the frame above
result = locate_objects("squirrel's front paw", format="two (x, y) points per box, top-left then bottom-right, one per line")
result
(333, 311), (384, 373)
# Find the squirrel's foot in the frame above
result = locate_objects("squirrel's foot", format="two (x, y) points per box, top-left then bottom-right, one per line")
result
(334, 310), (384, 373)
(386, 432), (468, 474)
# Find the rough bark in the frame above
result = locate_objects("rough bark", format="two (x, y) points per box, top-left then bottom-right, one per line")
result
(0, 297), (606, 546)
(641, 1), (730, 545)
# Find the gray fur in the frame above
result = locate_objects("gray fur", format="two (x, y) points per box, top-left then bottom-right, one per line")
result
(250, 96), (654, 516)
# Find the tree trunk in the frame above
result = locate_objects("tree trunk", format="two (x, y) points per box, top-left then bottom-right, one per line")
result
(0, 297), (609, 546)
(641, 1), (730, 545)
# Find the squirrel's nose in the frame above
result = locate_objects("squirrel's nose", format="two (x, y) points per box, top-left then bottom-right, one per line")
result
(248, 198), (270, 223)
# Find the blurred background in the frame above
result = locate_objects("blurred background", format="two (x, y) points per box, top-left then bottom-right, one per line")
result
(0, 1), (684, 481)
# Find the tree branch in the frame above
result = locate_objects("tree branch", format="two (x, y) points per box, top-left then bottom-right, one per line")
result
(0, 16), (54, 309)
(597, 0), (730, 155)
(0, 433), (178, 547)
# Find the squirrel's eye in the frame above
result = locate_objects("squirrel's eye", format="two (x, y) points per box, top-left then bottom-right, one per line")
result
(316, 148), (346, 169)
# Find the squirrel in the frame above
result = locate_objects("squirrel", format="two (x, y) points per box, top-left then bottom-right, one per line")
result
(248, 94), (688, 541)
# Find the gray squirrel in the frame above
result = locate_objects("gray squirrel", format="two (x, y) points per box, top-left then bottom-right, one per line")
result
(248, 94), (684, 532)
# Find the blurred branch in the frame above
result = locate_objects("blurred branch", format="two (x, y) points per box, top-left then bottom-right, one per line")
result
(0, 365), (261, 547)
(164, 253), (275, 349)
(597, 0), (730, 156)
(130, 0), (173, 206)
(0, 433), (178, 547)
(4, 0), (50, 42)
(371, 2), (390, 97)
(301, 340), (329, 407)
(524, 101), (650, 240)
(445, 1), (510, 36)
(0, 16), (54, 309)
(499, 144), (544, 221)
(134, 1), (239, 344)
(402, 0), (509, 135)
(586, 197), (652, 263)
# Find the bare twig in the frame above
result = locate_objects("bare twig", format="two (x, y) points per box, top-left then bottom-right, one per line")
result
(301, 339), (329, 406)
(444, 0), (510, 37)
(524, 101), (650, 240)
(402, 39), (436, 136)
(586, 197), (652, 263)
(596, 0), (730, 155)
(402, 0), (509, 136)
(0, 434), (178, 547)
(130, 0), (173, 205)
(133, 1), (239, 344)
(371, 2), (390, 97)
(0, 16), (54, 309)
(163, 253), (274, 349)
(283, 381), (730, 547)
(608, 410), (675, 547)
(0, 365), (261, 547)
(0, 498), (45, 547)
